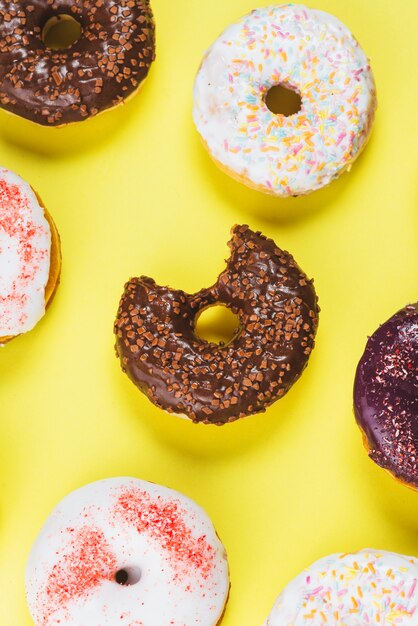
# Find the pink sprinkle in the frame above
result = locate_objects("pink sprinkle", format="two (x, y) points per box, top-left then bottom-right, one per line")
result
(271, 24), (285, 37)
(41, 527), (117, 625)
(114, 488), (215, 581)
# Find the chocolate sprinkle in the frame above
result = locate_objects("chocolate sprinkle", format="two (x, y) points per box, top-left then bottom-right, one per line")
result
(114, 225), (319, 425)
(0, 0), (155, 126)
(354, 303), (418, 489)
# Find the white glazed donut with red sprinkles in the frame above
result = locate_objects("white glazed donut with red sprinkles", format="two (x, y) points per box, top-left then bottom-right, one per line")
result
(26, 477), (230, 626)
(0, 168), (51, 337)
(193, 4), (377, 196)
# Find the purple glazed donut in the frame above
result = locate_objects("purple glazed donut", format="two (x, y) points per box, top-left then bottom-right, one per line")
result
(354, 304), (418, 490)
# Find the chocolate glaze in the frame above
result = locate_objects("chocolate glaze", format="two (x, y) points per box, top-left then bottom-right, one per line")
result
(114, 225), (319, 425)
(354, 304), (418, 489)
(0, 0), (155, 126)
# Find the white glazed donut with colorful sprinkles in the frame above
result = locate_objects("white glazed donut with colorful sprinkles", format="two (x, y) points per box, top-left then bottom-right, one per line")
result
(193, 4), (377, 196)
(264, 549), (418, 625)
(0, 167), (52, 339)
(26, 477), (230, 626)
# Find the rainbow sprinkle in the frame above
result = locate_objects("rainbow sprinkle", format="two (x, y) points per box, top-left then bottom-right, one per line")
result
(264, 550), (418, 625)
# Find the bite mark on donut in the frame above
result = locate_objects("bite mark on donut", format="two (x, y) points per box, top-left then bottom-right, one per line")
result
(113, 487), (216, 582)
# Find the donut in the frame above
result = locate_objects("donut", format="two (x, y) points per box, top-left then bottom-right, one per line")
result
(354, 304), (418, 490)
(26, 477), (230, 626)
(0, 167), (61, 343)
(264, 549), (418, 625)
(0, 1), (155, 126)
(193, 4), (377, 197)
(114, 225), (319, 424)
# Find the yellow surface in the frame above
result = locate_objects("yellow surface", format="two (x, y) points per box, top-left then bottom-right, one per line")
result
(0, 1), (417, 624)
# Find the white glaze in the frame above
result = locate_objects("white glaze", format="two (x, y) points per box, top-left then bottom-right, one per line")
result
(264, 549), (418, 625)
(193, 4), (377, 196)
(0, 168), (51, 336)
(26, 477), (229, 626)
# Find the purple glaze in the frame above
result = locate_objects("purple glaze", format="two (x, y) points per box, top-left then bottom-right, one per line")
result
(354, 303), (418, 489)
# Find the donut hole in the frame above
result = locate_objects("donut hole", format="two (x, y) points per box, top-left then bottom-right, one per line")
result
(195, 305), (241, 347)
(115, 566), (142, 586)
(265, 84), (302, 117)
(42, 15), (82, 50)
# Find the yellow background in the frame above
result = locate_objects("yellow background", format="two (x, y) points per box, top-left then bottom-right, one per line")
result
(1, 1), (417, 624)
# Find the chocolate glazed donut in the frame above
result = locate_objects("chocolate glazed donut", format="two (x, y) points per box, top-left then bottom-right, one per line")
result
(115, 225), (319, 425)
(0, 0), (155, 126)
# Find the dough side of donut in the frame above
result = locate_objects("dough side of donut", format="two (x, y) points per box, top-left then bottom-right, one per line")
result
(42, 205), (62, 311)
(200, 113), (376, 197)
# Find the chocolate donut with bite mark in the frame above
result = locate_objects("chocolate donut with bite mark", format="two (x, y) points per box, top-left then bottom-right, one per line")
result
(0, 0), (155, 126)
(114, 225), (319, 425)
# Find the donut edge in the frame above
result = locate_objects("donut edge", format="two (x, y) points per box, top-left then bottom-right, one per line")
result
(0, 191), (62, 344)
